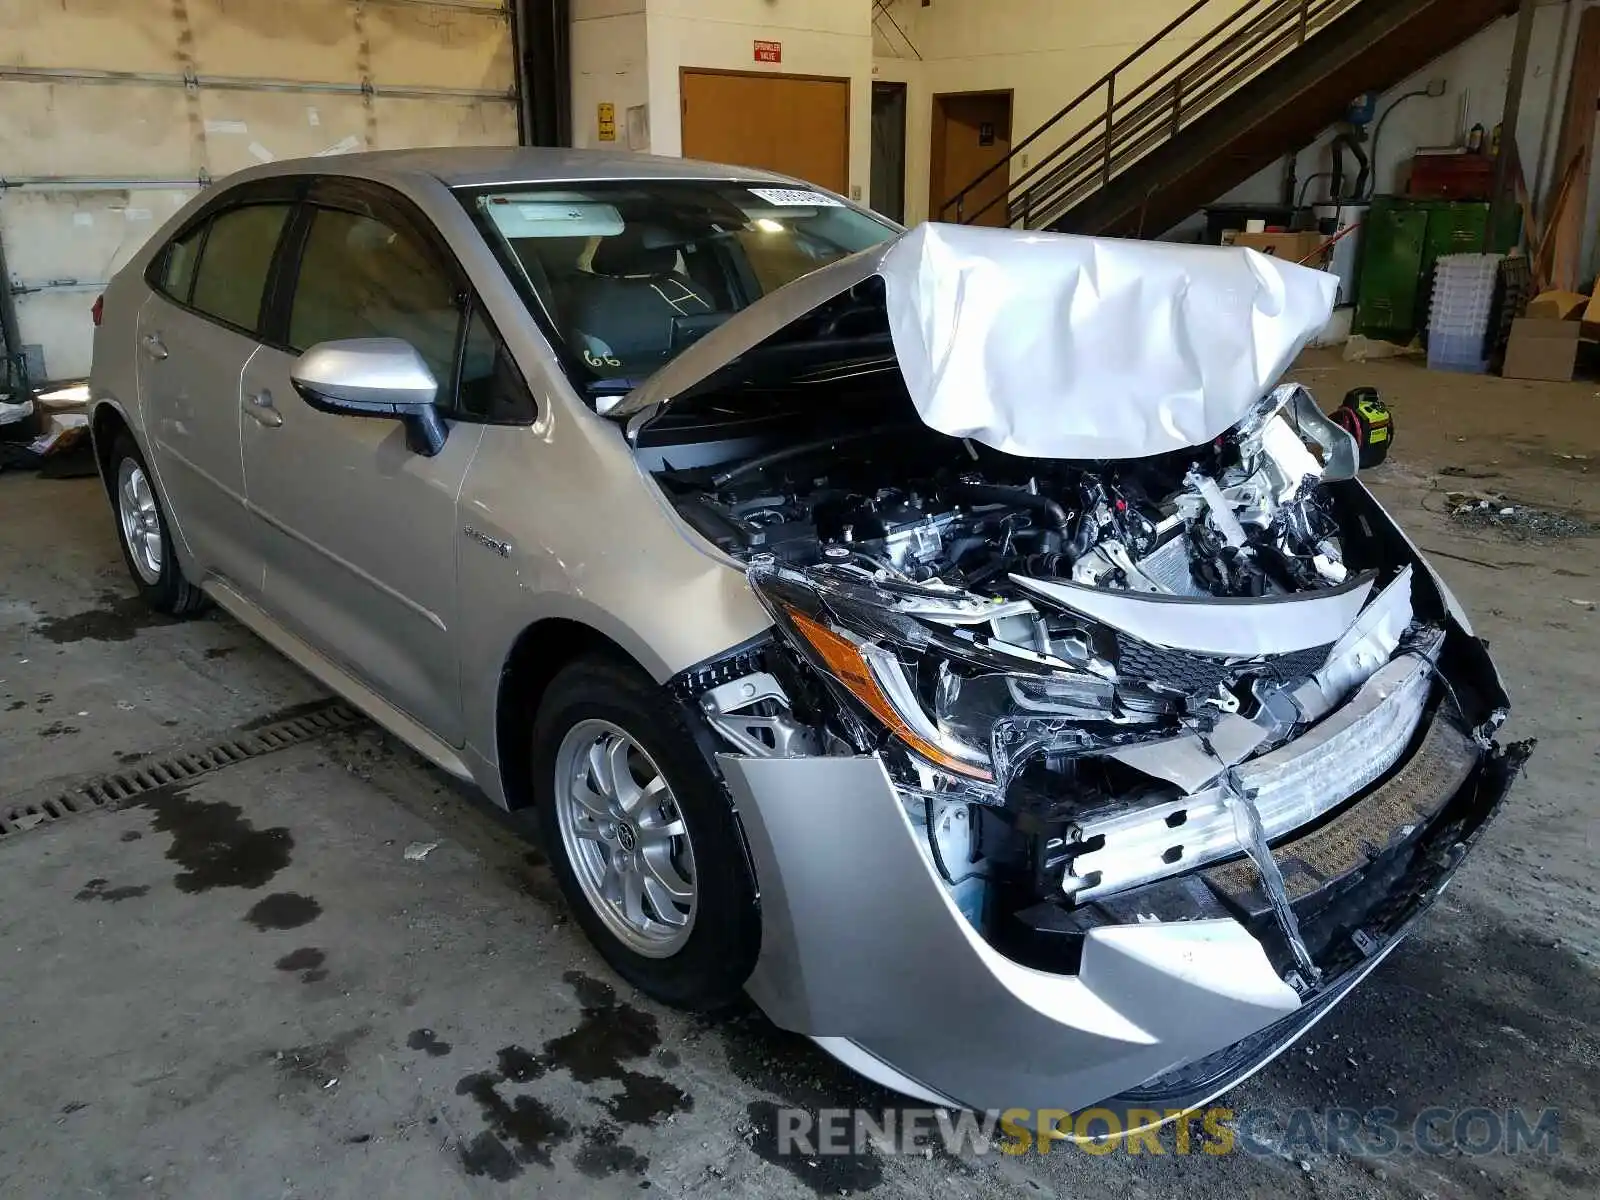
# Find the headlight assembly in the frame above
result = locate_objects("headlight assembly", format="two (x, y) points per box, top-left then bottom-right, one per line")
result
(748, 557), (1165, 791)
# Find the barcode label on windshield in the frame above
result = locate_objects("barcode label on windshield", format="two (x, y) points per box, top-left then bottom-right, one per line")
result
(748, 187), (843, 207)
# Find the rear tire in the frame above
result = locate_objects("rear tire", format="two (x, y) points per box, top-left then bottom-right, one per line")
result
(531, 654), (760, 1010)
(107, 432), (207, 616)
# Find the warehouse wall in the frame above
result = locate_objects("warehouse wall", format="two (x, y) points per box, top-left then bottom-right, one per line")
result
(570, 0), (650, 150)
(569, 0), (875, 199)
(647, 0), (874, 200)
(0, 0), (519, 382)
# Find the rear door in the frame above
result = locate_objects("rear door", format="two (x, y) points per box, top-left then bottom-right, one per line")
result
(240, 179), (486, 744)
(137, 183), (298, 595)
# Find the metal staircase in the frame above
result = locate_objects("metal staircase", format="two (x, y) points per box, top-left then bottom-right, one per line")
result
(941, 0), (1518, 238)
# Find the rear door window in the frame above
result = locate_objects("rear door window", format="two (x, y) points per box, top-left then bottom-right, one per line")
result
(286, 206), (461, 385)
(188, 203), (293, 334)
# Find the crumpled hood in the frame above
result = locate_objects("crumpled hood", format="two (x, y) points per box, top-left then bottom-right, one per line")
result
(881, 224), (1337, 459)
(614, 221), (1337, 459)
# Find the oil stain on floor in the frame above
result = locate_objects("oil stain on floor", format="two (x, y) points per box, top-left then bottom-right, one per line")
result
(244, 893), (322, 931)
(274, 947), (327, 983)
(31, 592), (179, 644)
(444, 970), (693, 1182)
(406, 1028), (453, 1057)
(74, 878), (150, 903)
(137, 784), (293, 893)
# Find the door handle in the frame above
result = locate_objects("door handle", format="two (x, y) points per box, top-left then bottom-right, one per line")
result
(141, 333), (168, 361)
(243, 388), (283, 428)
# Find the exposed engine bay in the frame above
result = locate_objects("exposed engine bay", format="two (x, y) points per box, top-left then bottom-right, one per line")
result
(666, 382), (1357, 604)
(653, 376), (1518, 992)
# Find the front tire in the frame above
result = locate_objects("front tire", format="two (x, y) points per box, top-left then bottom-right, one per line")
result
(108, 433), (207, 616)
(531, 654), (760, 1010)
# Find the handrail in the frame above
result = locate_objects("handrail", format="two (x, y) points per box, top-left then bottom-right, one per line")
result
(963, 0), (1288, 223)
(1003, 1), (1326, 227)
(941, 0), (1367, 229)
(940, 0), (1216, 215)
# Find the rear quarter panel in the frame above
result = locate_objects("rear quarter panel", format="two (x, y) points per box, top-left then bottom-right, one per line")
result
(90, 192), (202, 451)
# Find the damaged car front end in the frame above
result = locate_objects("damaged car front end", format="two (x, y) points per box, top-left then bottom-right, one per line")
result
(608, 222), (1529, 1117)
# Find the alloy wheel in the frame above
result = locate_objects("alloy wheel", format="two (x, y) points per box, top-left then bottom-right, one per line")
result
(553, 719), (698, 957)
(117, 458), (163, 585)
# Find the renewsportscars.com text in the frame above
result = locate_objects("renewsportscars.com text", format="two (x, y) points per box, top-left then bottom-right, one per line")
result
(774, 1106), (1562, 1159)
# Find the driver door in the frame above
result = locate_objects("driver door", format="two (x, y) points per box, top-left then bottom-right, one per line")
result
(240, 183), (481, 745)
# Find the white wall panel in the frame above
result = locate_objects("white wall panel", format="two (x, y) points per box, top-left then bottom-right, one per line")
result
(0, 0), (182, 74)
(0, 82), (198, 178)
(369, 95), (520, 149)
(1, 0), (518, 381)
(366, 4), (516, 91)
(186, 0), (366, 83)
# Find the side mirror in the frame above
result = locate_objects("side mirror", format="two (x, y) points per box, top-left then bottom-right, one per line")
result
(290, 338), (447, 456)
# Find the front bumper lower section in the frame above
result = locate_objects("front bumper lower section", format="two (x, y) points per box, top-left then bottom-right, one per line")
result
(720, 674), (1529, 1115)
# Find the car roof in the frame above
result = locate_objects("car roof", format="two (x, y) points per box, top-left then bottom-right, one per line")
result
(246, 146), (804, 190)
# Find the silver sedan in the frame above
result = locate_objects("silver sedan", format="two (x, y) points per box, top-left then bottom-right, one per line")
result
(89, 147), (1527, 1125)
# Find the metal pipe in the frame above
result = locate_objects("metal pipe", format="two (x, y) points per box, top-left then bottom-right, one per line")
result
(1, 177), (204, 192)
(1488, 0), (1540, 251)
(9, 281), (108, 296)
(0, 64), (513, 103)
(370, 0), (509, 13)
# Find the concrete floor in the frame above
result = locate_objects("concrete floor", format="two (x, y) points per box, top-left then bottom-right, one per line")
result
(1, 356), (1597, 1199)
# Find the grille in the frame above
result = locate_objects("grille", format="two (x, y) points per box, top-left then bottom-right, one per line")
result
(1113, 634), (1333, 695)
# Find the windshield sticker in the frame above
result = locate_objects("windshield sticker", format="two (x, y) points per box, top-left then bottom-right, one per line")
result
(748, 187), (843, 208)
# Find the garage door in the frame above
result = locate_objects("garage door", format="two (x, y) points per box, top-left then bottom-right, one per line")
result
(0, 0), (520, 385)
(680, 70), (850, 194)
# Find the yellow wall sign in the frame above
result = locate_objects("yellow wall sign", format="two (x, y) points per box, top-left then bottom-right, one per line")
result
(597, 102), (617, 142)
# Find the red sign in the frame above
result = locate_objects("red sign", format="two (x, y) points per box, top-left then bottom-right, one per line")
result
(754, 40), (782, 63)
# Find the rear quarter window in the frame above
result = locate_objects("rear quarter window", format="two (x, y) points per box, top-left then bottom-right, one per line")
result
(155, 223), (207, 305)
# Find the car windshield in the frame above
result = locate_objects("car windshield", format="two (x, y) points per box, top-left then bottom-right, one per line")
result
(462, 180), (897, 395)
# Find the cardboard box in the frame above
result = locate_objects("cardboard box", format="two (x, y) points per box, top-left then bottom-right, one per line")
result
(1526, 290), (1589, 321)
(1501, 317), (1580, 382)
(1231, 230), (1329, 266)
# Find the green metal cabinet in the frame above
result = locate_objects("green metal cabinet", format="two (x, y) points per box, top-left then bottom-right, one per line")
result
(1354, 203), (1428, 337)
(1353, 197), (1521, 341)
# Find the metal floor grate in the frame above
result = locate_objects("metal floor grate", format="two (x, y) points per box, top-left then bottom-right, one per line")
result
(0, 700), (365, 840)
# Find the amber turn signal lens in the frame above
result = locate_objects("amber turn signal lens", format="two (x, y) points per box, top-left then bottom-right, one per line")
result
(786, 610), (994, 782)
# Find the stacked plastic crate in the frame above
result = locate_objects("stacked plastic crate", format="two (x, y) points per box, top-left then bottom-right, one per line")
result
(1427, 253), (1503, 373)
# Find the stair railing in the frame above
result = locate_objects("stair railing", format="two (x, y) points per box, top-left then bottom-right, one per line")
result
(941, 0), (1366, 230)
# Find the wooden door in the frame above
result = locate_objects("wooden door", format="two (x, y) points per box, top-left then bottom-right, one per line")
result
(931, 91), (1013, 226)
(680, 70), (850, 193)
